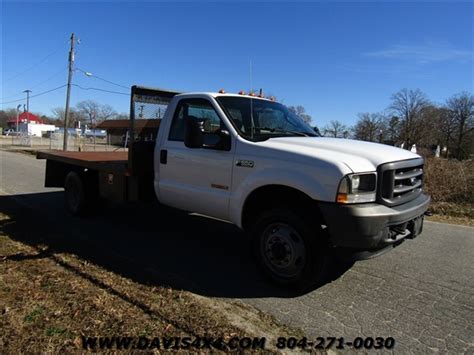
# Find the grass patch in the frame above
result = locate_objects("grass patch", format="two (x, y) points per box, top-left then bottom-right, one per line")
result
(0, 276), (11, 292)
(45, 327), (66, 337)
(0, 204), (301, 352)
(424, 158), (473, 225)
(24, 307), (44, 323)
(426, 202), (474, 226)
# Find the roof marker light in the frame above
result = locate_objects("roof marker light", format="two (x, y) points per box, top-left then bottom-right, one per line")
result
(218, 89), (226, 94)
(238, 90), (246, 95)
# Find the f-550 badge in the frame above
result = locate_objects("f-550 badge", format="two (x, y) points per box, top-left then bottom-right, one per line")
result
(236, 160), (254, 168)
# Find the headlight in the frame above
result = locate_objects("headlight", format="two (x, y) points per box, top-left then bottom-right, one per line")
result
(336, 173), (377, 203)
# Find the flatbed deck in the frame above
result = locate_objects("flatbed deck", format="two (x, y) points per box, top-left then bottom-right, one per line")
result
(37, 150), (129, 172)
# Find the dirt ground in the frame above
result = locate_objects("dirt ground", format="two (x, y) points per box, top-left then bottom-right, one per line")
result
(0, 199), (302, 353)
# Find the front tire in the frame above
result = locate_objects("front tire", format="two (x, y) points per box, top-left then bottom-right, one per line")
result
(251, 208), (327, 288)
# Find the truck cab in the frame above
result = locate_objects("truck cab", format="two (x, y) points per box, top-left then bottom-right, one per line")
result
(38, 85), (430, 288)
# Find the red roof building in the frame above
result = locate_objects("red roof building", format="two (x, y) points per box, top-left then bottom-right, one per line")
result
(7, 112), (43, 125)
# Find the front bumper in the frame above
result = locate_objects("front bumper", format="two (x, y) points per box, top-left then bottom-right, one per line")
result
(319, 193), (431, 260)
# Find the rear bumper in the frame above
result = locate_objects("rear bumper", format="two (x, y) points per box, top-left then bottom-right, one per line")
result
(319, 193), (430, 260)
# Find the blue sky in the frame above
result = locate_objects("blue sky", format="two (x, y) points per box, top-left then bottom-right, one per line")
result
(1, 1), (473, 127)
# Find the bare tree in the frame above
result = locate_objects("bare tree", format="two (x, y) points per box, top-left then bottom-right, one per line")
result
(76, 100), (100, 127)
(76, 100), (117, 127)
(288, 105), (312, 123)
(323, 120), (348, 138)
(383, 115), (401, 144)
(51, 107), (84, 128)
(413, 105), (449, 151)
(354, 112), (384, 142)
(389, 89), (429, 149)
(433, 107), (456, 158)
(0, 109), (17, 128)
(446, 92), (474, 159)
(98, 104), (117, 121)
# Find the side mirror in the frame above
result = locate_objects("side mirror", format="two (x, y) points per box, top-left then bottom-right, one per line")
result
(184, 117), (205, 148)
(216, 129), (231, 151)
(313, 126), (321, 135)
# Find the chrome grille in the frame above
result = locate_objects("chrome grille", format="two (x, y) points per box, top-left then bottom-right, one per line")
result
(377, 158), (424, 207)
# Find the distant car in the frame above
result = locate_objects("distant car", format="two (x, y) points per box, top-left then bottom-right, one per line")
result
(3, 129), (20, 136)
(84, 129), (107, 139)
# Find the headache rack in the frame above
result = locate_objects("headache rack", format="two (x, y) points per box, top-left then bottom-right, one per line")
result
(124, 85), (182, 200)
(377, 158), (424, 207)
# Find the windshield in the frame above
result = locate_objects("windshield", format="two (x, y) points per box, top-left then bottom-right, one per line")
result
(216, 96), (318, 141)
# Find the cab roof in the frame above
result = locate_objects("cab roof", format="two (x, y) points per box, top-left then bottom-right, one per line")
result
(176, 92), (275, 102)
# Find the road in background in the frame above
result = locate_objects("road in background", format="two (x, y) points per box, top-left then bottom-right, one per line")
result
(1, 150), (473, 353)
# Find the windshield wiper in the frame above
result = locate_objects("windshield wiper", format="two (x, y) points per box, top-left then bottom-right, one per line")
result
(253, 127), (311, 137)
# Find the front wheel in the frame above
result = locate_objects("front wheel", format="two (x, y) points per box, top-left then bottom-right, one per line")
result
(251, 208), (328, 288)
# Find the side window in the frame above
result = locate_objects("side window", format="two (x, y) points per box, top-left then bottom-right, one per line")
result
(168, 104), (185, 141)
(168, 98), (226, 142)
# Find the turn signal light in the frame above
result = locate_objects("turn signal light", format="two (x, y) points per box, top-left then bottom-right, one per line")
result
(336, 193), (348, 203)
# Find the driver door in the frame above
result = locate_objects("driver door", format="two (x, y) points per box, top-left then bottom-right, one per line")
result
(158, 98), (235, 220)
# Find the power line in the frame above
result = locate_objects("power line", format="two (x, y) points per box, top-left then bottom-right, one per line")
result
(1, 82), (129, 106)
(3, 41), (68, 83)
(72, 84), (129, 96)
(29, 67), (68, 91)
(1, 67), (68, 100)
(75, 67), (130, 90)
(0, 85), (67, 105)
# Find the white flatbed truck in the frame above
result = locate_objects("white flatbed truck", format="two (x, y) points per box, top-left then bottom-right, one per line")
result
(38, 86), (430, 287)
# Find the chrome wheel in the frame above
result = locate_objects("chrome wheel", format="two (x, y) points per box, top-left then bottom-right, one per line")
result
(261, 223), (307, 279)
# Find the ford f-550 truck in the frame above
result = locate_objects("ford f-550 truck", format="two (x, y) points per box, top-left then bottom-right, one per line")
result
(38, 86), (430, 287)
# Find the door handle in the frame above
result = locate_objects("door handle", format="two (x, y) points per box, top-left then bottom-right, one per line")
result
(160, 149), (167, 164)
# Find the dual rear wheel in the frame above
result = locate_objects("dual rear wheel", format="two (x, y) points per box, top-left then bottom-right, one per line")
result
(64, 171), (97, 215)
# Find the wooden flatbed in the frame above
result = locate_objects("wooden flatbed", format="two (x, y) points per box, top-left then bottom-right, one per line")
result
(37, 150), (129, 172)
(36, 85), (179, 211)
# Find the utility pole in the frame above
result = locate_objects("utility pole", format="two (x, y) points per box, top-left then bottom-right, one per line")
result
(16, 104), (21, 133)
(63, 32), (75, 151)
(23, 90), (32, 123)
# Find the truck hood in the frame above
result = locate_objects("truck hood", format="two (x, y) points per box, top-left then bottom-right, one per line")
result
(258, 137), (420, 172)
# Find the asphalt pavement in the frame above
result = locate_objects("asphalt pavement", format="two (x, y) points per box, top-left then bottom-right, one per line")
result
(1, 150), (473, 353)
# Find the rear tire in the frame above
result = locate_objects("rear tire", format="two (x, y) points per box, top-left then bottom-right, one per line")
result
(251, 207), (328, 289)
(64, 171), (87, 216)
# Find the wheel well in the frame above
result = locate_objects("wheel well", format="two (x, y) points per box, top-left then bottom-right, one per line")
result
(241, 185), (325, 231)
(45, 160), (98, 189)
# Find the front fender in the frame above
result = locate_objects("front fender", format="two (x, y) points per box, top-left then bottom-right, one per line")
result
(229, 168), (340, 228)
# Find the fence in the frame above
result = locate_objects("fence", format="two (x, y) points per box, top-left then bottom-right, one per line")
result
(2, 132), (121, 152)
